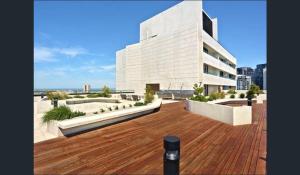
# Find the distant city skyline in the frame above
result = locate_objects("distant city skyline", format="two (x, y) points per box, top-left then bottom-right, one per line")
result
(34, 1), (266, 89)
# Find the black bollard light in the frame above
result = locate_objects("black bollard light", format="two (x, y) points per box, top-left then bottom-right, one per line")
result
(41, 93), (44, 99)
(247, 98), (252, 106)
(53, 98), (58, 108)
(164, 135), (180, 175)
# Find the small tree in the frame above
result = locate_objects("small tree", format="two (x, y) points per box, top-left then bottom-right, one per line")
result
(190, 83), (207, 102)
(144, 85), (154, 104)
(101, 85), (112, 97)
(250, 84), (260, 96)
(246, 89), (255, 100)
(193, 83), (204, 96)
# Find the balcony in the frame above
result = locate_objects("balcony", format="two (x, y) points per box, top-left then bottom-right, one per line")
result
(203, 73), (236, 86)
(202, 30), (236, 65)
(203, 52), (236, 75)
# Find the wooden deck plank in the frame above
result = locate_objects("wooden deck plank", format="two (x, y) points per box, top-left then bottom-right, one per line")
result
(34, 101), (267, 175)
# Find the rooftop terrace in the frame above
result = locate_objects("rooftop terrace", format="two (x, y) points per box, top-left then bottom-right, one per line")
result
(34, 101), (266, 174)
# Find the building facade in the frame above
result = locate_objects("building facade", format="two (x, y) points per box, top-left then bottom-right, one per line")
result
(237, 75), (251, 90)
(237, 67), (254, 77)
(263, 67), (267, 90)
(116, 1), (237, 95)
(83, 84), (91, 93)
(253, 63), (266, 89)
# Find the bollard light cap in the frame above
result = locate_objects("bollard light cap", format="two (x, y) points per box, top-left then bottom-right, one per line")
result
(164, 135), (180, 151)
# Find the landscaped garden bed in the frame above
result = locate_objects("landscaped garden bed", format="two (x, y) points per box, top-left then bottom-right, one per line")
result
(43, 85), (161, 136)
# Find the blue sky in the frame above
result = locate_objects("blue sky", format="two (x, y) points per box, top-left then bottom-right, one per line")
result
(34, 0), (266, 89)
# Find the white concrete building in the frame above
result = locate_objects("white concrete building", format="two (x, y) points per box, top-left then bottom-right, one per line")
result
(237, 75), (251, 90)
(263, 67), (267, 90)
(116, 1), (237, 96)
(83, 84), (91, 93)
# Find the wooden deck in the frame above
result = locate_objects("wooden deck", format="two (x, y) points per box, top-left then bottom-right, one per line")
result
(34, 101), (267, 174)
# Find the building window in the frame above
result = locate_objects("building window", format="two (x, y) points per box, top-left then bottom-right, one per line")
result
(220, 71), (224, 77)
(202, 12), (213, 37)
(203, 47), (208, 53)
(204, 84), (208, 96)
(204, 64), (208, 73)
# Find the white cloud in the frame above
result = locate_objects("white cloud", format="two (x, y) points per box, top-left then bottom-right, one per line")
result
(34, 47), (57, 62)
(53, 47), (87, 57)
(79, 64), (115, 73)
(34, 46), (88, 62)
(100, 64), (115, 71)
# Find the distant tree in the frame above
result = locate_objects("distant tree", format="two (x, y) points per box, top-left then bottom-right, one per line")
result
(144, 85), (154, 104)
(101, 85), (112, 97)
(249, 84), (260, 95)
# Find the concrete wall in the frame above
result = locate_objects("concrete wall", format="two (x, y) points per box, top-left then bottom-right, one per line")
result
(116, 0), (237, 95)
(117, 25), (202, 95)
(212, 18), (218, 40)
(140, 1), (202, 41)
(186, 99), (252, 125)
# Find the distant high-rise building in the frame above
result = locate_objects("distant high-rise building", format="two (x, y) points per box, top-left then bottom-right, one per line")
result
(253, 64), (266, 89)
(236, 67), (254, 90)
(237, 67), (254, 76)
(263, 67), (267, 90)
(237, 75), (251, 90)
(83, 84), (91, 93)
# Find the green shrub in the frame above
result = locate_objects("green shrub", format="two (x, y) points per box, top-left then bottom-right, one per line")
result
(114, 106), (119, 110)
(100, 108), (105, 113)
(74, 95), (85, 98)
(246, 89), (255, 100)
(227, 89), (236, 94)
(259, 90), (264, 94)
(108, 107), (112, 111)
(144, 85), (154, 104)
(101, 85), (112, 97)
(193, 83), (204, 96)
(207, 96), (214, 101)
(129, 104), (133, 107)
(209, 93), (218, 100)
(42, 106), (85, 123)
(87, 93), (101, 98)
(219, 91), (225, 99)
(190, 83), (208, 102)
(46, 91), (69, 100)
(190, 95), (208, 102)
(230, 94), (235, 99)
(134, 102), (145, 106)
(250, 84), (261, 95)
(93, 111), (98, 114)
(239, 93), (245, 98)
(123, 105), (126, 109)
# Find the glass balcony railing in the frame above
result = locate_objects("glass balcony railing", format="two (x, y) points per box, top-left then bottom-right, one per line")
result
(204, 71), (236, 81)
(203, 49), (236, 69)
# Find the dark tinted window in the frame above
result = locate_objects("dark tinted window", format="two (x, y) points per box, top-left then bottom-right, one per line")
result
(203, 12), (213, 37)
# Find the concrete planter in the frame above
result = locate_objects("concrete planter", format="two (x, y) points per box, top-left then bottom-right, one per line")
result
(185, 99), (252, 125)
(47, 98), (162, 136)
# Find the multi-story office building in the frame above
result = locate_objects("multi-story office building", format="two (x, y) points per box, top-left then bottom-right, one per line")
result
(116, 1), (237, 95)
(253, 63), (266, 89)
(237, 75), (251, 90)
(237, 67), (254, 77)
(83, 84), (91, 93)
(236, 67), (254, 90)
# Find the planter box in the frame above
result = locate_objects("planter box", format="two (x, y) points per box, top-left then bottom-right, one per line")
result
(185, 99), (252, 125)
(47, 98), (162, 136)
(66, 97), (119, 105)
